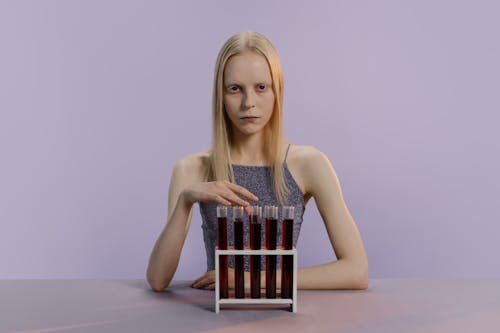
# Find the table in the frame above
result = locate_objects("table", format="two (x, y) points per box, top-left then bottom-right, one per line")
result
(1, 279), (500, 333)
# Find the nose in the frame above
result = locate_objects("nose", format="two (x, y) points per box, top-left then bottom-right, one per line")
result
(242, 91), (256, 110)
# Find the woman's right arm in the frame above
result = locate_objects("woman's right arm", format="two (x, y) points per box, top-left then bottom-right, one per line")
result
(146, 159), (196, 292)
(146, 156), (258, 292)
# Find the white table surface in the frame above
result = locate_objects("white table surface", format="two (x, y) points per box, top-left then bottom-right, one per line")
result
(1, 279), (500, 333)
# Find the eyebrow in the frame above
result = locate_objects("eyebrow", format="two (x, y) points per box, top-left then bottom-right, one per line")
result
(224, 81), (271, 88)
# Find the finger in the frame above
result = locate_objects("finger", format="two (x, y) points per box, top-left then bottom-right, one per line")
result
(192, 272), (208, 285)
(192, 273), (215, 289)
(217, 189), (252, 207)
(206, 283), (215, 290)
(191, 274), (208, 288)
(211, 194), (231, 206)
(223, 182), (259, 202)
(192, 279), (207, 289)
(210, 183), (249, 206)
(193, 278), (211, 289)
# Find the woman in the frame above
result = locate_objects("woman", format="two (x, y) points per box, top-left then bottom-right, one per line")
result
(147, 31), (368, 292)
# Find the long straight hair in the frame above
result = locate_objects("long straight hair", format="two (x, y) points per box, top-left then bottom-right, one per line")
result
(206, 31), (289, 204)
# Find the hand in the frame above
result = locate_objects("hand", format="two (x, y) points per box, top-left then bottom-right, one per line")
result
(191, 268), (238, 290)
(190, 269), (236, 290)
(192, 269), (254, 290)
(191, 270), (216, 290)
(182, 180), (258, 207)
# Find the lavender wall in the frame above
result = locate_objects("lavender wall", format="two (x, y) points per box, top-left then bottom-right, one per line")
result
(1, 0), (499, 280)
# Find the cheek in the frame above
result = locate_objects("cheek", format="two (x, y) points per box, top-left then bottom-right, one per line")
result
(223, 96), (236, 114)
(223, 96), (241, 123)
(262, 93), (275, 114)
(224, 94), (241, 108)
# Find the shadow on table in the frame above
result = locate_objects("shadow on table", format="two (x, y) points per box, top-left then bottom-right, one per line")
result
(112, 280), (217, 312)
(114, 279), (296, 314)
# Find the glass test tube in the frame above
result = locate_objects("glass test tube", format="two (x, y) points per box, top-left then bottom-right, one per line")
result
(249, 206), (262, 298)
(264, 205), (278, 298)
(281, 206), (294, 299)
(217, 205), (228, 298)
(233, 206), (245, 298)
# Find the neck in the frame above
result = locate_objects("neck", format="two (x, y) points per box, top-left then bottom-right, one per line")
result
(230, 131), (268, 166)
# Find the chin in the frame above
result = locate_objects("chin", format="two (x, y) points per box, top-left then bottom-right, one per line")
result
(237, 126), (265, 136)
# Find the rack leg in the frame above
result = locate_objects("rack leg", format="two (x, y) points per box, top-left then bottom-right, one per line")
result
(292, 250), (297, 313)
(215, 251), (220, 314)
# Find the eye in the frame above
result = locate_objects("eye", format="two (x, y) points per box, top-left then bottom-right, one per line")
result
(257, 84), (267, 91)
(227, 85), (240, 93)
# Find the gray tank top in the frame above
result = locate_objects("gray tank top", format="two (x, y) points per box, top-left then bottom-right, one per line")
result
(199, 144), (305, 271)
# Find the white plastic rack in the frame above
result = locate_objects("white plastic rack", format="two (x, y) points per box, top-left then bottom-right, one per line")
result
(215, 247), (297, 313)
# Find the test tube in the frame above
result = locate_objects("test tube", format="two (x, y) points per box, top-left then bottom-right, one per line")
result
(233, 206), (245, 298)
(249, 205), (262, 298)
(281, 206), (294, 299)
(217, 205), (228, 299)
(264, 205), (278, 298)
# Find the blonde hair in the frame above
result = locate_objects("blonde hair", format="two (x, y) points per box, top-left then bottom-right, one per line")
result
(207, 31), (289, 204)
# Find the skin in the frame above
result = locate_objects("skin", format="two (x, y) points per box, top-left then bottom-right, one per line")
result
(146, 50), (369, 292)
(223, 50), (275, 148)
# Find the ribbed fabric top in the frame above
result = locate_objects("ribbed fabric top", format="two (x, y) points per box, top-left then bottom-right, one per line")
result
(199, 144), (305, 271)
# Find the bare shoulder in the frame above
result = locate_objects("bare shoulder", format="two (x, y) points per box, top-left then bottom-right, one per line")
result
(286, 144), (332, 197)
(288, 144), (322, 158)
(287, 144), (330, 169)
(172, 151), (210, 182)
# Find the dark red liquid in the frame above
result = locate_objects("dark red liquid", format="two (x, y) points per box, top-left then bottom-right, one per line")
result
(234, 218), (244, 298)
(265, 218), (277, 298)
(217, 217), (228, 250)
(282, 218), (293, 250)
(249, 215), (261, 298)
(281, 256), (293, 299)
(217, 217), (228, 298)
(250, 215), (261, 249)
(281, 218), (294, 299)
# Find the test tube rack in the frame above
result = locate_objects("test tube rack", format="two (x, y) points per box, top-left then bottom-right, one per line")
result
(215, 247), (297, 313)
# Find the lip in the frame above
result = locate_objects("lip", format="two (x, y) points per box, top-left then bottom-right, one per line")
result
(240, 116), (260, 123)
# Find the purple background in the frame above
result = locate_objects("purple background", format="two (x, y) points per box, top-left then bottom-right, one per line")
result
(1, 0), (499, 280)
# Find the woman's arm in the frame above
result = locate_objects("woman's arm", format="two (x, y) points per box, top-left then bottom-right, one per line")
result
(146, 158), (196, 292)
(294, 146), (369, 290)
(147, 154), (259, 292)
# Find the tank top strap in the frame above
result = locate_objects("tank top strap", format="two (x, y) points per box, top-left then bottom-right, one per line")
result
(283, 143), (292, 164)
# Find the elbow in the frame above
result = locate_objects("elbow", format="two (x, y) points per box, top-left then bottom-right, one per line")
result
(148, 279), (167, 292)
(149, 282), (166, 293)
(354, 273), (369, 290)
(345, 258), (368, 290)
(146, 272), (168, 292)
(353, 262), (369, 290)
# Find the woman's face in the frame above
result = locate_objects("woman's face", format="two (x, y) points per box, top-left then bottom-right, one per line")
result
(223, 50), (275, 137)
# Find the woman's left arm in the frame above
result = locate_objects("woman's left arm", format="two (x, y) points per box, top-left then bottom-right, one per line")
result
(296, 147), (369, 290)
